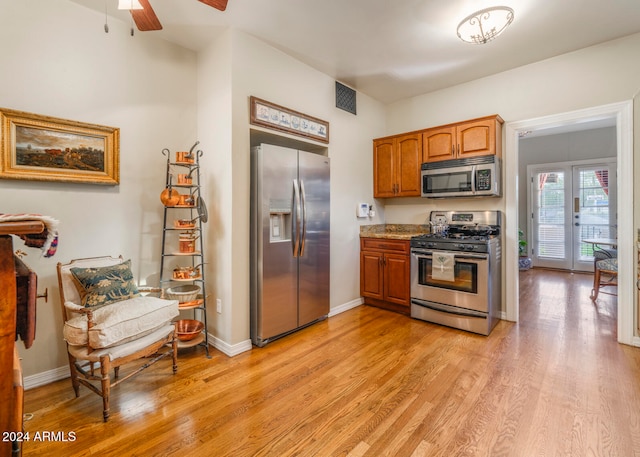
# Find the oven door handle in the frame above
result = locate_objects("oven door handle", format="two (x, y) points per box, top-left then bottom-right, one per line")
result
(411, 299), (487, 319)
(411, 250), (488, 261)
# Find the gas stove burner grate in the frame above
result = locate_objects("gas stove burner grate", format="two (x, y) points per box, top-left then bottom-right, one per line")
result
(412, 232), (498, 242)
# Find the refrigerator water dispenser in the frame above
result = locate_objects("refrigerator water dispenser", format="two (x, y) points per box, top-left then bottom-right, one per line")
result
(269, 212), (291, 242)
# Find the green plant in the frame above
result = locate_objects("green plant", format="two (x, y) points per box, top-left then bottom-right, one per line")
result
(518, 228), (528, 256)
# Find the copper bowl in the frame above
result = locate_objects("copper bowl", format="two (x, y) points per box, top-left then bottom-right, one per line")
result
(175, 319), (204, 341)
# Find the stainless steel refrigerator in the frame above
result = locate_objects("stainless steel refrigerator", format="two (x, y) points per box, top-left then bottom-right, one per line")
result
(250, 143), (330, 347)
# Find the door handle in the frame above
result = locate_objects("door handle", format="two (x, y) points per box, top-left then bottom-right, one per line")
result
(292, 179), (301, 257)
(299, 179), (307, 256)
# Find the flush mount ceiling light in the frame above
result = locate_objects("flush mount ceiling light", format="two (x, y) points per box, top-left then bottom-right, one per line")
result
(118, 0), (143, 10)
(457, 6), (514, 44)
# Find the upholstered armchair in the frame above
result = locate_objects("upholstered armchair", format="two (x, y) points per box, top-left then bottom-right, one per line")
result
(56, 255), (179, 421)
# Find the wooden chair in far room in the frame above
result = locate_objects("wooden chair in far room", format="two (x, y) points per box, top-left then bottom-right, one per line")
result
(56, 255), (179, 421)
(590, 255), (618, 301)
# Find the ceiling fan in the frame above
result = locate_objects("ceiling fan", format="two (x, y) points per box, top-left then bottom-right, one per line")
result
(126, 0), (229, 31)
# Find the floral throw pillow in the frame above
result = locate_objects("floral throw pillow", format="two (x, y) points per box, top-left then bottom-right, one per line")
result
(70, 260), (140, 308)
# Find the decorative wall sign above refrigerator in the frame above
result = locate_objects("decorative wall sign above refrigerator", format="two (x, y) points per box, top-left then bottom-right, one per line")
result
(250, 96), (329, 144)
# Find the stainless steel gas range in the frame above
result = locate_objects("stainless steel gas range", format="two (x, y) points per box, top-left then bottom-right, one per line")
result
(410, 210), (502, 335)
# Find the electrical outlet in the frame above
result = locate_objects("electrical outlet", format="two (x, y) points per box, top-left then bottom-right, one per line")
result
(216, 298), (222, 314)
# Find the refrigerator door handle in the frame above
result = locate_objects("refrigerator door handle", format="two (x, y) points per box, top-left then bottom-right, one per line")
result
(292, 179), (301, 257)
(299, 179), (307, 256)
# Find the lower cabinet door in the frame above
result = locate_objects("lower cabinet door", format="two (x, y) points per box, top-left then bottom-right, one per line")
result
(360, 250), (384, 300)
(383, 253), (410, 306)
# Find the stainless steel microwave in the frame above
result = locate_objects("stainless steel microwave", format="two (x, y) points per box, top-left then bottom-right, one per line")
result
(421, 156), (501, 198)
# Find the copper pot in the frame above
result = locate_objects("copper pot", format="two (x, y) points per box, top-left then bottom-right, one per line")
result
(179, 194), (194, 206)
(178, 233), (197, 253)
(176, 151), (194, 163)
(177, 174), (192, 185)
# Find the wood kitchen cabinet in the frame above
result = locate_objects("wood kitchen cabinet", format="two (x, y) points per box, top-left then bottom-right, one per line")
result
(423, 115), (503, 163)
(373, 133), (421, 198)
(360, 238), (411, 315)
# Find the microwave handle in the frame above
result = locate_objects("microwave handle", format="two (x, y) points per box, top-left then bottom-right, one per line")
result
(470, 165), (477, 194)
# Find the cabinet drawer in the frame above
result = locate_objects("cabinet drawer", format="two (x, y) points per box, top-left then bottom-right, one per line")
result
(360, 238), (409, 254)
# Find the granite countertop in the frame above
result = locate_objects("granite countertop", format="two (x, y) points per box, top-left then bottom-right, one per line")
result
(360, 224), (430, 240)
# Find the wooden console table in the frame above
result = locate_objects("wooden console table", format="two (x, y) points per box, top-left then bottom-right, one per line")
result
(0, 220), (45, 457)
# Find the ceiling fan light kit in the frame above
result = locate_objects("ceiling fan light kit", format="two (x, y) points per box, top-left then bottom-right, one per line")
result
(457, 6), (514, 44)
(118, 0), (143, 10)
(122, 0), (229, 32)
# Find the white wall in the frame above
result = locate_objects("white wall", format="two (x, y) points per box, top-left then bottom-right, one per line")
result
(0, 0), (198, 377)
(195, 29), (235, 348)
(197, 29), (386, 347)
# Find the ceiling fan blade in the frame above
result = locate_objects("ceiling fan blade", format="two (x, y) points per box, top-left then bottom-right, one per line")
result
(198, 0), (229, 12)
(130, 0), (163, 31)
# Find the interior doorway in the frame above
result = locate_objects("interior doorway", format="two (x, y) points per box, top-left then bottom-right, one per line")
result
(504, 101), (636, 346)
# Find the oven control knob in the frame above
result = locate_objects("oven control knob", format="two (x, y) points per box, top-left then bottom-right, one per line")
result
(427, 242), (436, 249)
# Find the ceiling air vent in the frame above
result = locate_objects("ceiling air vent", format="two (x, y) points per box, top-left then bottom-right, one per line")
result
(335, 82), (356, 115)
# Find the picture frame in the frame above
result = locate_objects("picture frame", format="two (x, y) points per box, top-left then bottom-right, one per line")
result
(250, 96), (329, 144)
(0, 108), (120, 185)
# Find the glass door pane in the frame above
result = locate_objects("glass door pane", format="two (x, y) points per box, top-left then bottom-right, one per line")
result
(533, 170), (571, 268)
(573, 164), (616, 271)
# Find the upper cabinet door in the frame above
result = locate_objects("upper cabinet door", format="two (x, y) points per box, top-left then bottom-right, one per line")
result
(395, 133), (421, 196)
(373, 138), (395, 197)
(373, 134), (421, 198)
(423, 116), (503, 162)
(423, 126), (456, 162)
(457, 118), (497, 158)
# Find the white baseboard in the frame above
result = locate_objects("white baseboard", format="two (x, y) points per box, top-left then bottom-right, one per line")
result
(328, 297), (363, 317)
(24, 366), (70, 390)
(25, 298), (365, 388)
(207, 332), (252, 357)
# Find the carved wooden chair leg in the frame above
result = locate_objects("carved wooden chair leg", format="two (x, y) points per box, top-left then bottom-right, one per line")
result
(100, 355), (111, 422)
(590, 267), (601, 300)
(172, 329), (178, 374)
(67, 354), (80, 397)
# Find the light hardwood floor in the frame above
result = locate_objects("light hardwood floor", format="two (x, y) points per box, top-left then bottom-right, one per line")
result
(22, 269), (640, 456)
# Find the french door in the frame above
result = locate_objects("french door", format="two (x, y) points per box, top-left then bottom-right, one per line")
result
(528, 159), (616, 271)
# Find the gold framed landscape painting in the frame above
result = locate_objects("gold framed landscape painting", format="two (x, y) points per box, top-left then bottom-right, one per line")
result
(0, 108), (119, 185)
